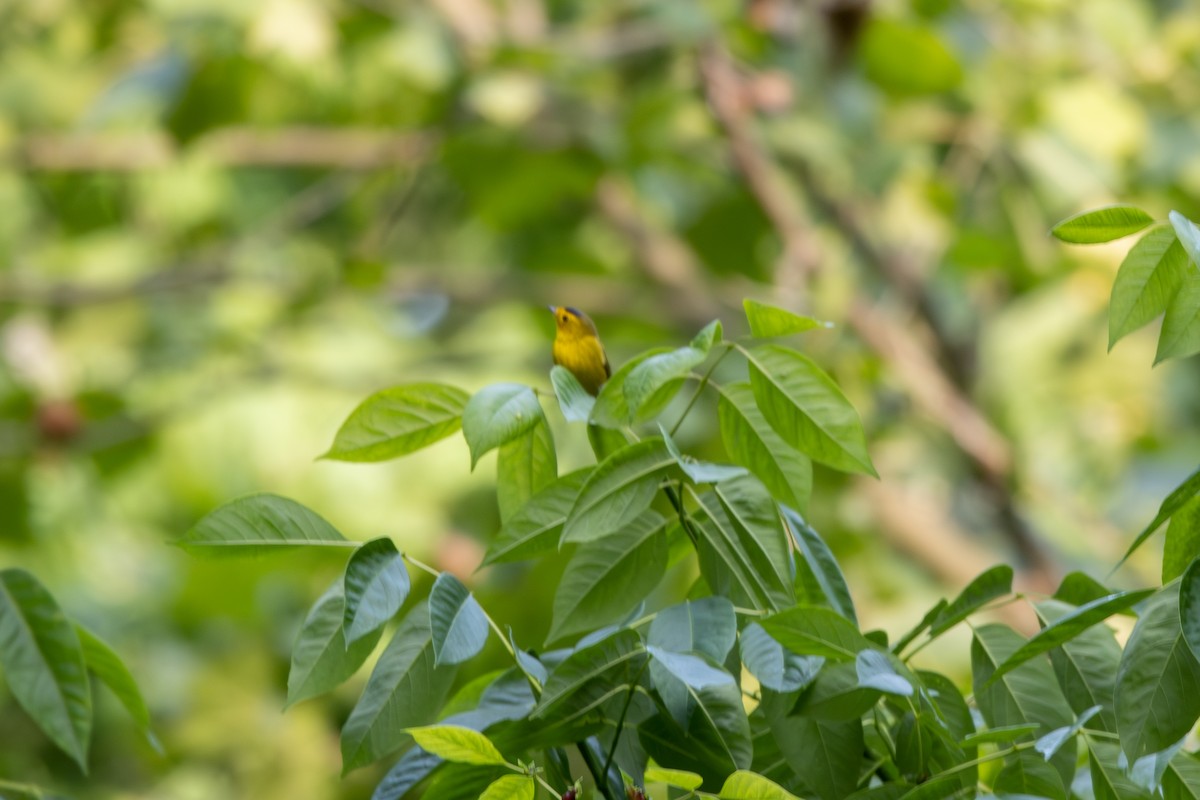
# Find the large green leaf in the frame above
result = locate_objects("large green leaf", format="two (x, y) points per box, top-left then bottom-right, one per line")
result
(781, 507), (855, 623)
(1090, 739), (1153, 800)
(718, 383), (812, 512)
(985, 589), (1154, 686)
(1163, 752), (1200, 799)
(533, 629), (646, 721)
(343, 537), (410, 644)
(743, 344), (875, 476)
(743, 300), (830, 338)
(550, 366), (595, 423)
(648, 596), (739, 726)
(971, 623), (1074, 737)
(768, 713), (864, 800)
(739, 623), (823, 693)
(322, 383), (469, 462)
(929, 565), (1013, 636)
(430, 573), (489, 666)
(286, 581), (382, 708)
(496, 415), (556, 521)
(1108, 225), (1189, 348)
(482, 468), (591, 566)
(177, 493), (354, 555)
(0, 569), (91, 771)
(1118, 466), (1200, 568)
(994, 749), (1068, 800)
(759, 605), (874, 660)
(547, 511), (668, 644)
(590, 348), (672, 428)
(640, 680), (752, 791)
(561, 438), (675, 544)
(340, 603), (456, 773)
(719, 770), (801, 800)
(1115, 583), (1200, 760)
(75, 624), (159, 753)
(479, 775), (535, 800)
(1050, 205), (1156, 244)
(1182, 557), (1200, 664)
(462, 383), (543, 468)
(624, 346), (706, 418)
(1165, 497), (1200, 583)
(1039, 599), (1121, 733)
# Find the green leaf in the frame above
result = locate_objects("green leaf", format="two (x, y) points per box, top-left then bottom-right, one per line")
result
(645, 766), (704, 790)
(430, 573), (489, 666)
(691, 319), (724, 353)
(587, 424), (630, 461)
(855, 649), (912, 696)
(404, 724), (507, 766)
(781, 507), (856, 623)
(624, 346), (706, 418)
(479, 775), (535, 800)
(1090, 739), (1153, 800)
(720, 770), (801, 800)
(1171, 210), (1200, 267)
(533, 629), (646, 720)
(958, 723), (1041, 747)
(1118, 466), (1200, 569)
(1179, 557), (1200, 667)
(640, 680), (752, 790)
(286, 581), (382, 708)
(1163, 752), (1200, 799)
(766, 713), (863, 800)
(1054, 571), (1118, 607)
(343, 538), (410, 644)
(929, 565), (1013, 636)
(743, 300), (830, 338)
(984, 589), (1154, 687)
(483, 468), (591, 566)
(1116, 583), (1200, 760)
(648, 646), (735, 690)
(1108, 225), (1190, 348)
(661, 425), (749, 484)
(1157, 262), (1200, 363)
(1165, 497), (1200, 582)
(971, 623), (1074, 736)
(177, 493), (354, 555)
(561, 438), (675, 544)
(647, 597), (738, 726)
(496, 414), (557, 521)
(1038, 599), (1121, 733)
(547, 510), (668, 644)
(75, 625), (159, 753)
(739, 623), (823, 693)
(462, 383), (543, 468)
(1051, 205), (1156, 244)
(340, 603), (456, 773)
(743, 344), (875, 476)
(321, 383), (469, 462)
(759, 605), (874, 660)
(859, 18), (962, 95)
(1034, 705), (1101, 760)
(718, 383), (812, 511)
(550, 366), (595, 423)
(591, 348), (672, 428)
(691, 478), (794, 611)
(994, 749), (1068, 800)
(0, 569), (91, 772)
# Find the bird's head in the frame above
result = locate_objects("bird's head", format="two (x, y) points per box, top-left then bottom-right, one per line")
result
(548, 306), (599, 340)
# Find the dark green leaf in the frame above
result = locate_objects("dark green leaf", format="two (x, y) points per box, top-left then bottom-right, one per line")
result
(743, 299), (830, 338)
(0, 569), (91, 772)
(971, 624), (1074, 736)
(640, 681), (752, 791)
(482, 469), (590, 566)
(590, 348), (672, 428)
(693, 477), (794, 611)
(718, 382), (812, 512)
(929, 565), (1013, 636)
(341, 603), (456, 773)
(1054, 571), (1118, 608)
(781, 507), (856, 624)
(1164, 497), (1200, 583)
(1034, 705), (1100, 759)
(343, 538), (410, 644)
(1117, 466), (1200, 569)
(855, 649), (912, 696)
(648, 596), (736, 663)
(1051, 205), (1156, 244)
(177, 493), (354, 555)
(958, 723), (1041, 747)
(624, 346), (706, 417)
(985, 589), (1154, 686)
(430, 573), (489, 666)
(661, 425), (749, 484)
(1163, 752), (1200, 799)
(1038, 599), (1121, 733)
(550, 365), (595, 423)
(533, 629), (645, 720)
(462, 383), (543, 468)
(739, 622), (823, 693)
(1108, 226), (1189, 348)
(75, 625), (159, 753)
(760, 605), (874, 660)
(743, 344), (875, 476)
(287, 581), (382, 708)
(496, 414), (556, 521)
(547, 510), (668, 644)
(1090, 738), (1153, 800)
(647, 646), (736, 689)
(994, 749), (1067, 800)
(322, 383), (469, 462)
(1184, 557), (1200, 663)
(562, 438), (675, 544)
(767, 714), (863, 800)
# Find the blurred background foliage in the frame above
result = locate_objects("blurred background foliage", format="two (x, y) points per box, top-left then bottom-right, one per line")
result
(1, 0), (1199, 796)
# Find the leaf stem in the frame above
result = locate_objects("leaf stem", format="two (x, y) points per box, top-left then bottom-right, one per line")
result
(578, 741), (616, 800)
(669, 346), (732, 436)
(601, 660), (650, 780)
(0, 779), (44, 798)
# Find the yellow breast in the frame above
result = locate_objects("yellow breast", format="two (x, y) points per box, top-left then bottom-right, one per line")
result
(553, 336), (610, 396)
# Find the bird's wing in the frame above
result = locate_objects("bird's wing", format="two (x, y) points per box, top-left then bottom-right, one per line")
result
(603, 350), (612, 378)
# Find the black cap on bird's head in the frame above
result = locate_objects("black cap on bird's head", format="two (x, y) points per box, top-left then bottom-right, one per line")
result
(548, 305), (598, 335)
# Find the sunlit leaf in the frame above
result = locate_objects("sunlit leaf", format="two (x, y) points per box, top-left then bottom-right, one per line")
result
(430, 573), (489, 666)
(322, 383), (469, 462)
(743, 299), (830, 338)
(645, 766), (704, 790)
(343, 537), (410, 644)
(462, 383), (543, 468)
(177, 493), (354, 555)
(1051, 205), (1156, 244)
(479, 775), (534, 800)
(719, 770), (801, 800)
(1108, 225), (1190, 349)
(403, 725), (507, 766)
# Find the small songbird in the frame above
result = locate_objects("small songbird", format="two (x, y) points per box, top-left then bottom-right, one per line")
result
(549, 305), (611, 396)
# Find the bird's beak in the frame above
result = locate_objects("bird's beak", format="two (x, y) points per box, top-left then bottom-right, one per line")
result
(546, 305), (556, 313)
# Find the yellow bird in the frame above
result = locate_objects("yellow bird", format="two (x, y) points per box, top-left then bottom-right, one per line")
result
(549, 306), (611, 396)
